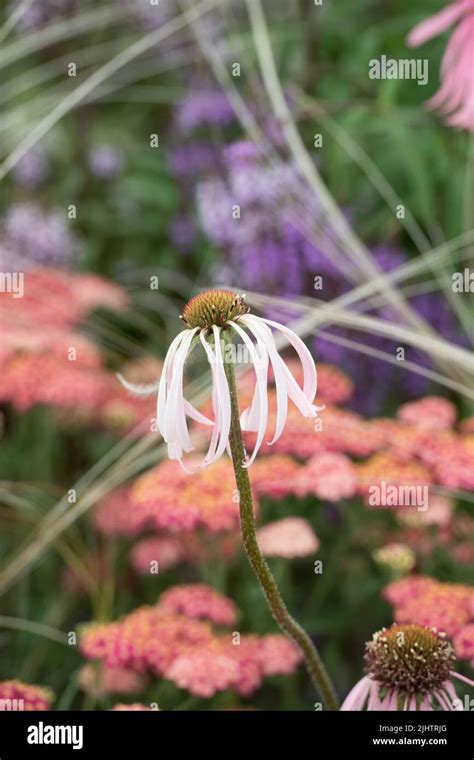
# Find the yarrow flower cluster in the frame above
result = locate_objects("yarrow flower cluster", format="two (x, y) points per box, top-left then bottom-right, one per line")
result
(384, 576), (474, 644)
(0, 267), (127, 329)
(397, 396), (457, 430)
(79, 664), (147, 698)
(342, 623), (473, 710)
(256, 518), (319, 559)
(79, 584), (302, 698)
(295, 452), (358, 502)
(158, 584), (237, 626)
(130, 536), (185, 574)
(0, 680), (53, 710)
(129, 458), (246, 533)
(0, 268), (162, 426)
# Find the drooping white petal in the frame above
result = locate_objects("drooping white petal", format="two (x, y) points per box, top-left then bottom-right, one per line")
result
(237, 316), (288, 444)
(229, 320), (269, 466)
(229, 320), (268, 431)
(183, 400), (213, 426)
(163, 329), (197, 454)
(228, 324), (267, 433)
(241, 314), (323, 420)
(157, 330), (189, 438)
(116, 375), (159, 396)
(255, 316), (318, 401)
(199, 327), (232, 468)
(199, 332), (222, 465)
(283, 363), (324, 418)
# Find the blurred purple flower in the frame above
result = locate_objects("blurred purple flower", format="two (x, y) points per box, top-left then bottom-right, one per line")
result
(170, 215), (198, 251)
(12, 0), (77, 29)
(223, 140), (263, 167)
(13, 147), (49, 188)
(176, 91), (235, 133)
(168, 143), (217, 180)
(3, 202), (80, 269)
(195, 140), (462, 413)
(89, 146), (123, 179)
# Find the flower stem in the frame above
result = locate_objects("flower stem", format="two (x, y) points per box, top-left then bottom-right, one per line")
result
(223, 347), (339, 710)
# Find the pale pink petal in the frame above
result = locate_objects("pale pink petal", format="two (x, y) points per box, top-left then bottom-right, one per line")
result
(116, 375), (159, 396)
(199, 328), (231, 467)
(157, 330), (189, 437)
(367, 681), (388, 710)
(256, 317), (318, 402)
(236, 317), (288, 445)
(183, 400), (213, 426)
(283, 363), (324, 418)
(434, 689), (455, 711)
(407, 0), (471, 47)
(163, 329), (196, 453)
(210, 324), (231, 463)
(229, 320), (269, 466)
(444, 680), (464, 710)
(340, 676), (371, 710)
(450, 670), (474, 687)
(199, 332), (224, 465)
(419, 694), (433, 711)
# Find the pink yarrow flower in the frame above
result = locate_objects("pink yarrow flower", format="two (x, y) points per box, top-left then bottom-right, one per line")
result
(296, 452), (358, 501)
(397, 396), (457, 430)
(0, 680), (53, 710)
(256, 517), (319, 558)
(158, 583), (237, 626)
(119, 290), (323, 471)
(407, 0), (474, 131)
(342, 624), (474, 711)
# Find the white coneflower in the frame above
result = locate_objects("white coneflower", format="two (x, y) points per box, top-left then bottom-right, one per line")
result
(119, 289), (337, 710)
(342, 624), (474, 711)
(119, 289), (323, 470)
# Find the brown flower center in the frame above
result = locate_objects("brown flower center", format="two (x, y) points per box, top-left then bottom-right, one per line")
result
(180, 290), (249, 329)
(365, 623), (454, 693)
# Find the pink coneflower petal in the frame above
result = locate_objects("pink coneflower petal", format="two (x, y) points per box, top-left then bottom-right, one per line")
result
(450, 670), (474, 687)
(420, 694), (432, 710)
(341, 675), (371, 710)
(434, 688), (456, 711)
(407, 2), (474, 131)
(407, 0), (472, 47)
(444, 680), (465, 709)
